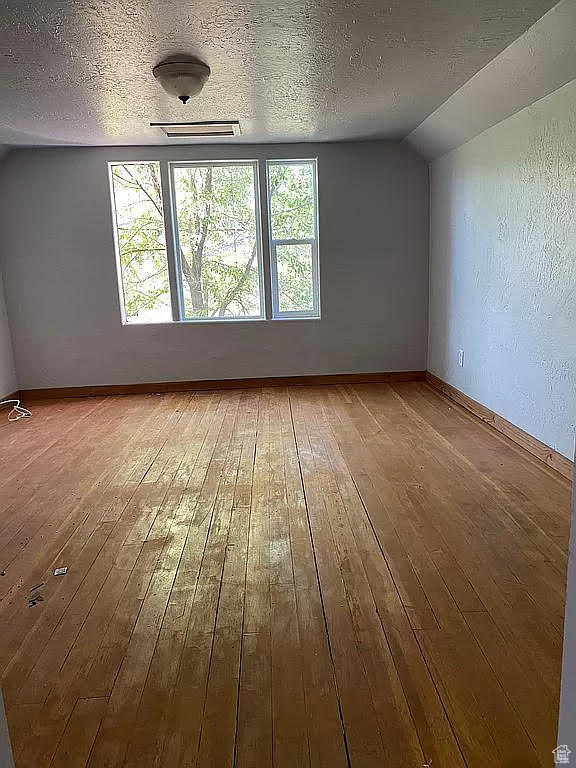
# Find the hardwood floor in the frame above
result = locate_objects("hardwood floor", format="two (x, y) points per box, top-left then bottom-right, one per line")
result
(0, 382), (571, 768)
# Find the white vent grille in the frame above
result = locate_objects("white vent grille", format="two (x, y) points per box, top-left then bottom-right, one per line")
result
(150, 121), (241, 138)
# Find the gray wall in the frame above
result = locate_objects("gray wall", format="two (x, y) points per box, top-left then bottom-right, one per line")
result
(0, 142), (428, 389)
(0, 150), (17, 399)
(0, 265), (17, 399)
(0, 687), (15, 768)
(428, 78), (576, 459)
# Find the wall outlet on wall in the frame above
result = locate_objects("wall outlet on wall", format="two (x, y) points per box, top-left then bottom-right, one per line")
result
(458, 349), (464, 367)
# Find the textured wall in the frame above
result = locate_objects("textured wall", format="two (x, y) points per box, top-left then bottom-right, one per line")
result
(0, 142), (428, 389)
(429, 78), (576, 459)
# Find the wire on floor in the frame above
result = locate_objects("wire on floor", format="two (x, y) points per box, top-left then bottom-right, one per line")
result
(0, 399), (32, 421)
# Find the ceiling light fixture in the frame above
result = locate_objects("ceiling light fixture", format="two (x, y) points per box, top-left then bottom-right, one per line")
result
(152, 58), (210, 104)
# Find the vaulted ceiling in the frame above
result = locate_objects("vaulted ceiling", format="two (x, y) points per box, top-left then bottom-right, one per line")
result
(0, 0), (559, 146)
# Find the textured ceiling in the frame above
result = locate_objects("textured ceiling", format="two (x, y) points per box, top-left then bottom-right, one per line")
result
(406, 0), (576, 158)
(0, 0), (558, 146)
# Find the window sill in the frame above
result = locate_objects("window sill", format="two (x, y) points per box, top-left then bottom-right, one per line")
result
(121, 316), (321, 327)
(122, 317), (266, 327)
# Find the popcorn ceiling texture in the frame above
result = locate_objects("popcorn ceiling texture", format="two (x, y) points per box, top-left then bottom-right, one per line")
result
(428, 78), (576, 459)
(0, 0), (556, 146)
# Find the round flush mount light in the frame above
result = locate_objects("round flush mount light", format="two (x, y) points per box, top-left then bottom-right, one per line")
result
(152, 58), (211, 104)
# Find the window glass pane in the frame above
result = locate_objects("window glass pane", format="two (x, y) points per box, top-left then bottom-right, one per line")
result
(268, 162), (315, 240)
(173, 163), (262, 319)
(110, 162), (171, 323)
(268, 160), (319, 317)
(275, 243), (314, 313)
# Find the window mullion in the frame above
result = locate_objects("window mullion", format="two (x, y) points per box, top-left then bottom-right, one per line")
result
(258, 160), (273, 320)
(269, 241), (280, 317)
(159, 160), (184, 321)
(312, 239), (320, 316)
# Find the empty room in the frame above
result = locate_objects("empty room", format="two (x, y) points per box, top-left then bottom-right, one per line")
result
(0, 0), (575, 766)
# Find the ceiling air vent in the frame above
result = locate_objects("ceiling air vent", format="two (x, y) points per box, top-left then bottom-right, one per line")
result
(150, 120), (241, 138)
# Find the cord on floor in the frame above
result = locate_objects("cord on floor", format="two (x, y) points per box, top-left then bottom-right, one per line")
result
(0, 399), (32, 421)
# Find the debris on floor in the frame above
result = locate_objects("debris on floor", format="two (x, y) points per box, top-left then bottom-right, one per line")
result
(28, 593), (44, 608)
(54, 567), (68, 576)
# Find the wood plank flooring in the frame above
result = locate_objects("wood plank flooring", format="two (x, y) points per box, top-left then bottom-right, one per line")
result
(0, 383), (571, 768)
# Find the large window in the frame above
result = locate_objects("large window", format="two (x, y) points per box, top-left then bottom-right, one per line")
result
(109, 158), (319, 323)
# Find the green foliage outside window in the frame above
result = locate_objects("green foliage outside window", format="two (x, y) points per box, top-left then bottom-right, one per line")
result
(111, 160), (317, 322)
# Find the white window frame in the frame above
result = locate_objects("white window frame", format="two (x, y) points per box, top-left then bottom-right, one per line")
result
(109, 160), (174, 326)
(109, 157), (320, 324)
(266, 159), (320, 319)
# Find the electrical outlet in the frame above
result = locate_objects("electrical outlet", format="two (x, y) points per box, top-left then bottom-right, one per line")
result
(458, 349), (464, 367)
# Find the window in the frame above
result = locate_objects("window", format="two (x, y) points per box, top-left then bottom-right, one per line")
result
(172, 162), (263, 319)
(267, 160), (319, 318)
(109, 158), (319, 323)
(110, 162), (172, 323)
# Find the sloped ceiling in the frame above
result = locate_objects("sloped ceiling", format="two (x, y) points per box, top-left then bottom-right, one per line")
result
(407, 0), (576, 158)
(0, 0), (558, 146)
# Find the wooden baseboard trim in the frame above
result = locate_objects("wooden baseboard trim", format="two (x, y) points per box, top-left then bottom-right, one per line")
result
(21, 370), (426, 400)
(426, 372), (573, 481)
